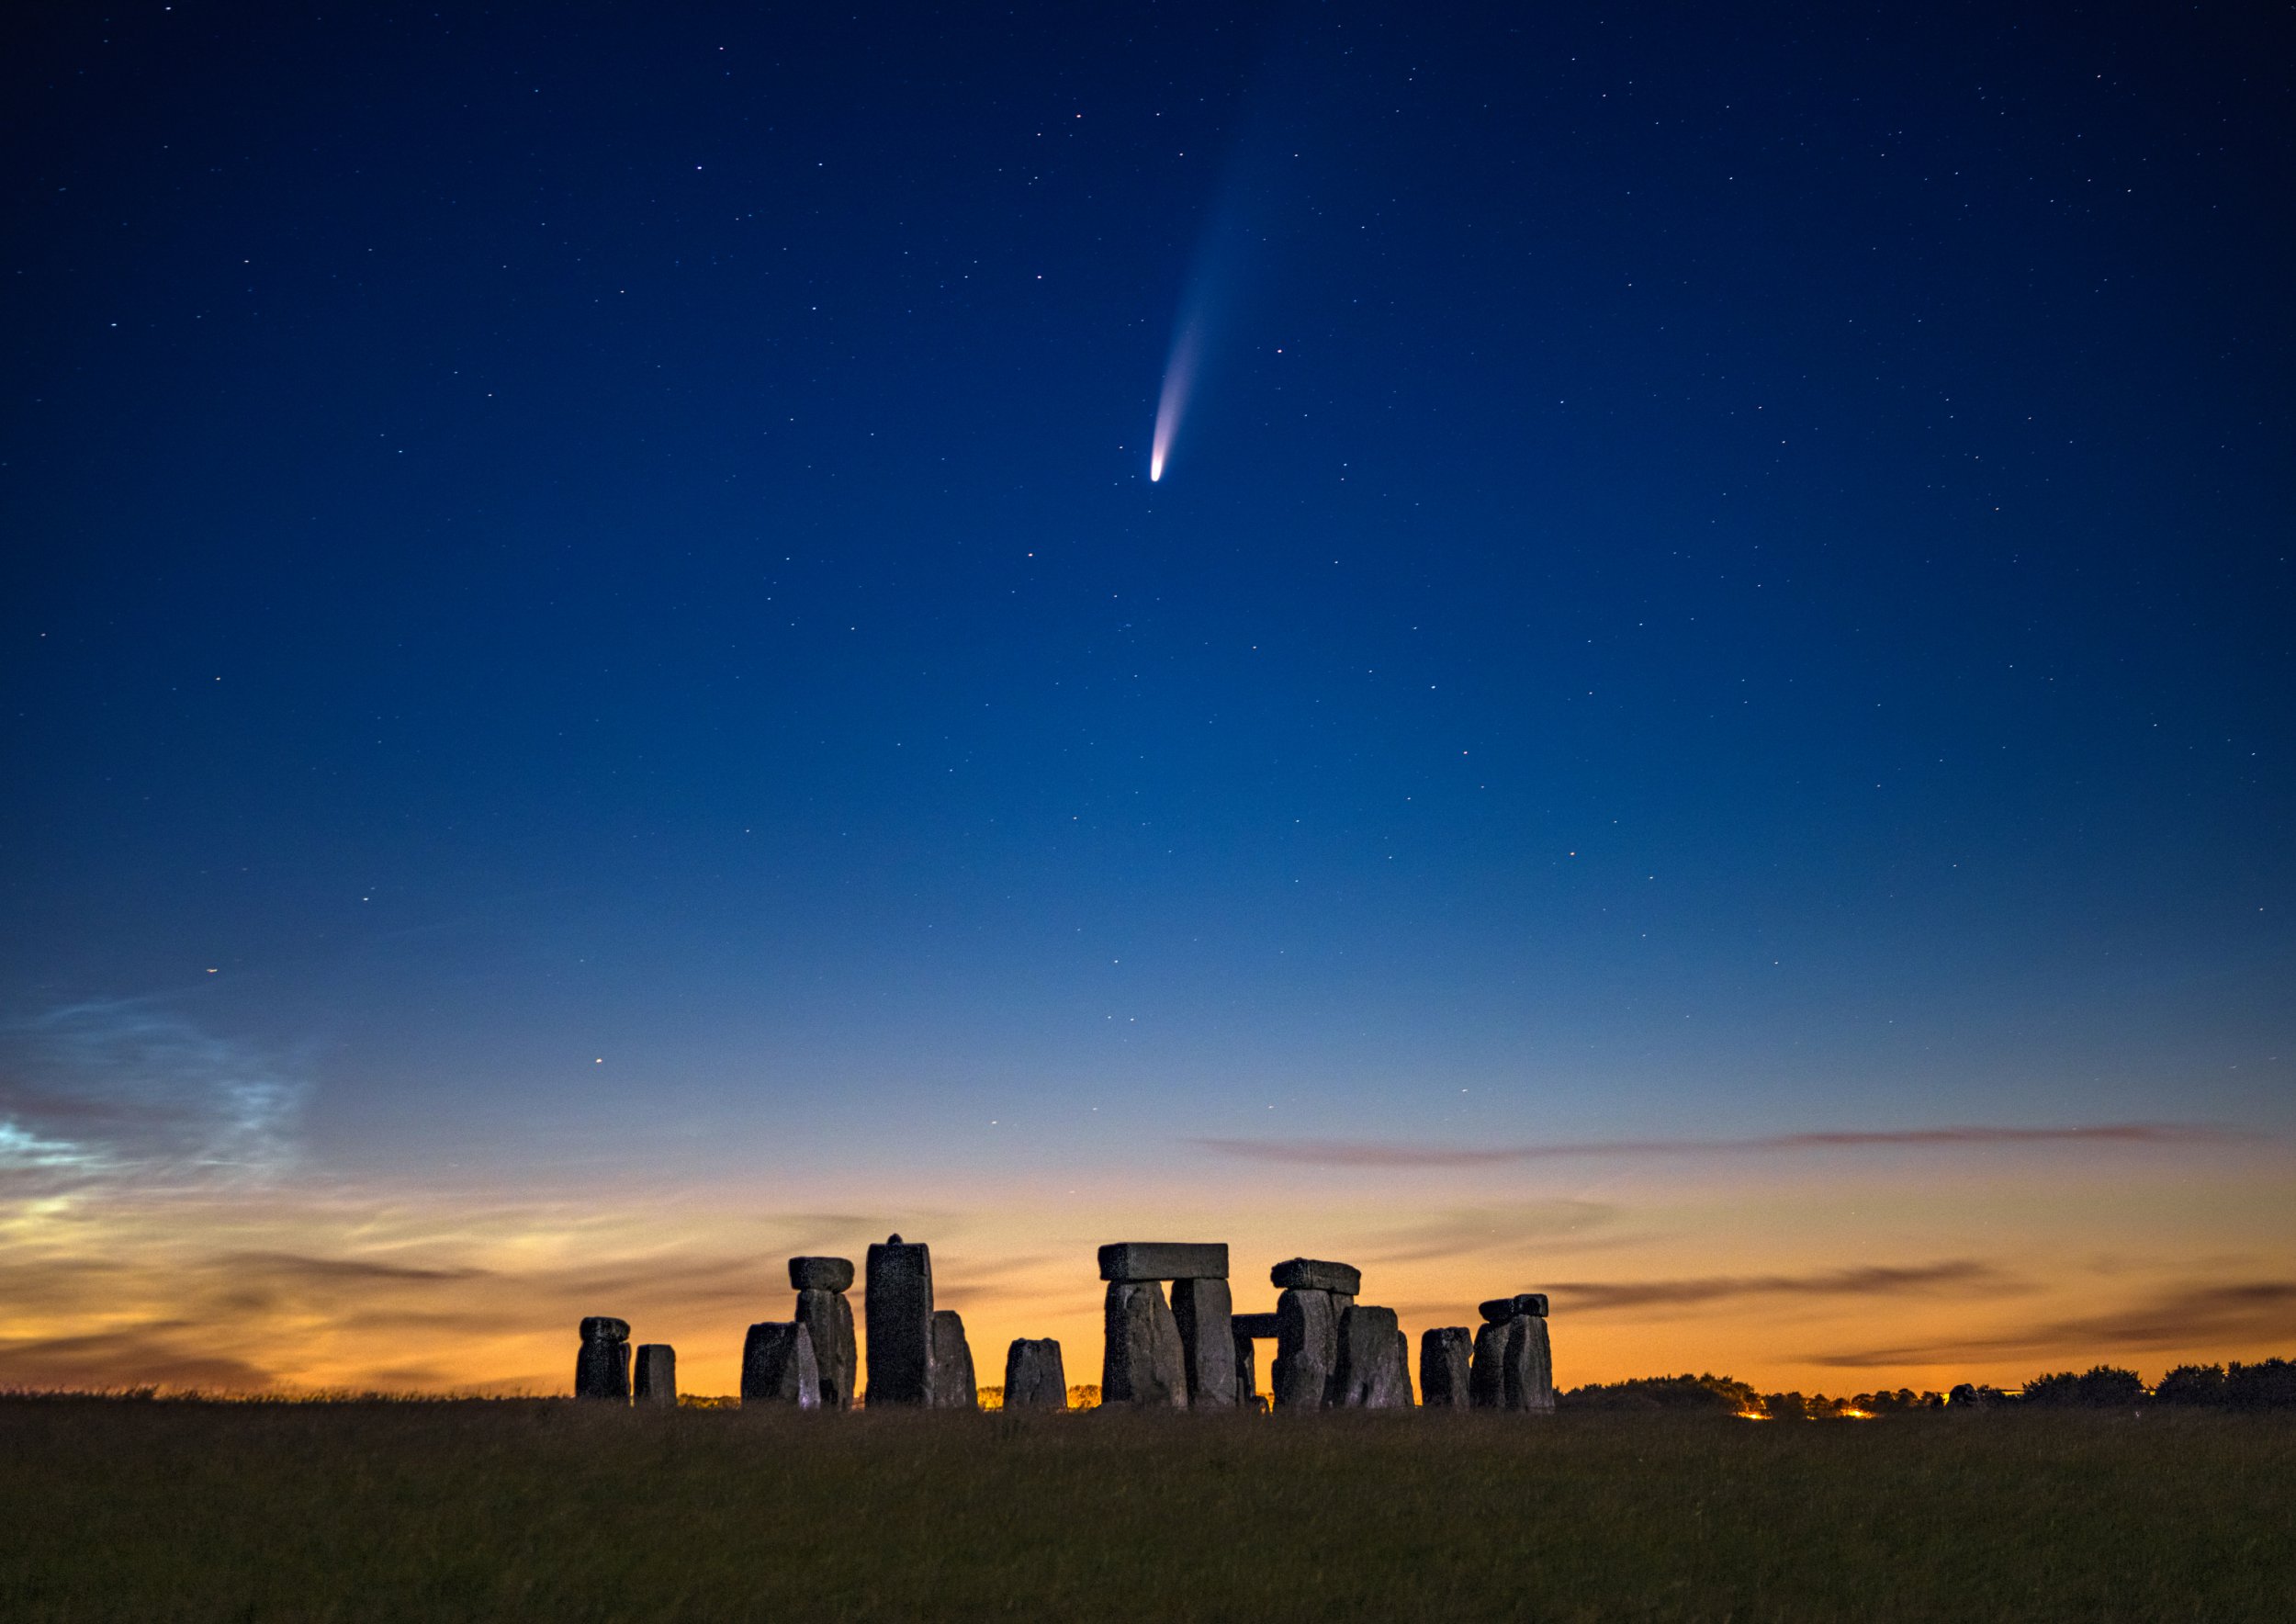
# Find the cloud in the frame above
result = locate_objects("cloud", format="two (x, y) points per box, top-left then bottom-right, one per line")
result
(1192, 1123), (2247, 1168)
(0, 1325), (274, 1393)
(1551, 1259), (2007, 1314)
(1356, 1201), (1631, 1265)
(1809, 1280), (2296, 1368)
(0, 1001), (308, 1194)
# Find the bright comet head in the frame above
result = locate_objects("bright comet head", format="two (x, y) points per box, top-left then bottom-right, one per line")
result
(1149, 317), (1199, 486)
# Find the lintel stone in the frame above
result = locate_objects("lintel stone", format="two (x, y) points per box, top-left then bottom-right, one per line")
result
(1270, 1257), (1361, 1295)
(1097, 1242), (1229, 1282)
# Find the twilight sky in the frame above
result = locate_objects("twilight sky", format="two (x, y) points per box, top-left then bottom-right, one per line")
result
(2, 1), (2290, 1397)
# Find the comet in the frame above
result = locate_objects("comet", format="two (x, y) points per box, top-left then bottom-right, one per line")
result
(1149, 315), (1203, 483)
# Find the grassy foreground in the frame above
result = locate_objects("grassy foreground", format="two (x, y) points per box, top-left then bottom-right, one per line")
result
(3, 1399), (2291, 1621)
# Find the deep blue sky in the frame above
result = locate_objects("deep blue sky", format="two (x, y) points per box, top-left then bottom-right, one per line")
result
(1, 3), (2291, 1389)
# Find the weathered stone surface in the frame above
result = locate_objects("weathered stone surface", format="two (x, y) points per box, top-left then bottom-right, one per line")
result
(1231, 1312), (1282, 1340)
(634, 1344), (677, 1406)
(574, 1316), (631, 1402)
(1420, 1326), (1473, 1408)
(788, 1256), (855, 1292)
(1232, 1330), (1258, 1408)
(863, 1234), (934, 1407)
(1272, 1287), (1337, 1410)
(1004, 1337), (1067, 1410)
(1101, 1280), (1188, 1407)
(741, 1320), (821, 1407)
(1170, 1277), (1237, 1407)
(795, 1287), (858, 1411)
(930, 1310), (978, 1409)
(1479, 1292), (1551, 1323)
(1469, 1319), (1511, 1409)
(1270, 1257), (1362, 1295)
(1332, 1305), (1412, 1408)
(1503, 1314), (1556, 1413)
(1097, 1242), (1229, 1282)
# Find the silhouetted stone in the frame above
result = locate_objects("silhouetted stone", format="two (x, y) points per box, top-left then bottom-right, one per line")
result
(1504, 1314), (1556, 1413)
(1102, 1280), (1188, 1407)
(574, 1316), (631, 1402)
(1469, 1319), (1511, 1409)
(1004, 1337), (1067, 1410)
(1273, 1287), (1337, 1410)
(1270, 1257), (1361, 1295)
(864, 1234), (935, 1407)
(1097, 1242), (1229, 1281)
(930, 1310), (978, 1409)
(1420, 1326), (1473, 1408)
(1332, 1305), (1412, 1408)
(1171, 1277), (1237, 1407)
(795, 1288), (857, 1411)
(741, 1320), (820, 1407)
(634, 1344), (677, 1406)
(1231, 1312), (1282, 1340)
(1479, 1292), (1550, 1323)
(1232, 1330), (1258, 1408)
(789, 1256), (855, 1292)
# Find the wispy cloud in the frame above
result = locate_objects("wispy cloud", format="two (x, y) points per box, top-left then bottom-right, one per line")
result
(1554, 1259), (2007, 1314)
(1192, 1123), (2248, 1168)
(1810, 1280), (2296, 1368)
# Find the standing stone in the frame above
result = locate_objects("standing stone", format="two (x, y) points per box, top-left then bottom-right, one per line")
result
(1270, 1257), (1362, 1295)
(1232, 1330), (1259, 1409)
(1004, 1337), (1067, 1410)
(1332, 1305), (1412, 1408)
(795, 1288), (858, 1411)
(1420, 1326), (1473, 1408)
(574, 1315), (631, 1402)
(930, 1310), (978, 1409)
(1503, 1314), (1556, 1414)
(1469, 1319), (1512, 1409)
(741, 1321), (821, 1407)
(1102, 1280), (1188, 1407)
(864, 1234), (935, 1407)
(789, 1256), (856, 1292)
(1170, 1277), (1238, 1407)
(1097, 1242), (1229, 1282)
(634, 1344), (678, 1406)
(1272, 1287), (1337, 1410)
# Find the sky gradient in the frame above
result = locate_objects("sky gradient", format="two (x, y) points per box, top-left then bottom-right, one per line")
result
(3, 1), (2291, 1396)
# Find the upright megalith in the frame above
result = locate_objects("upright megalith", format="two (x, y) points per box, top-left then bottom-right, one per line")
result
(1232, 1330), (1259, 1409)
(1102, 1280), (1188, 1407)
(1469, 1319), (1512, 1409)
(1272, 1286), (1338, 1410)
(634, 1344), (678, 1406)
(742, 1321), (821, 1407)
(864, 1234), (936, 1407)
(1004, 1338), (1067, 1410)
(575, 1316), (632, 1402)
(1420, 1327), (1473, 1408)
(1170, 1277), (1238, 1407)
(1332, 1305), (1412, 1408)
(930, 1310), (978, 1409)
(792, 1256), (859, 1411)
(1469, 1292), (1556, 1413)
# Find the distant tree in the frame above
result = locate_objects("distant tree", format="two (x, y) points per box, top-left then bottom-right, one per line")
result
(1559, 1373), (1756, 1413)
(1762, 1391), (1808, 1421)
(2226, 1359), (2296, 1410)
(2152, 1364), (2227, 1406)
(2020, 1371), (2083, 1405)
(1949, 1383), (2009, 1408)
(2074, 1366), (2145, 1406)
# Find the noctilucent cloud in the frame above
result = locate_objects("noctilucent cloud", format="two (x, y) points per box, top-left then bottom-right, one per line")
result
(1, 1), (2290, 1396)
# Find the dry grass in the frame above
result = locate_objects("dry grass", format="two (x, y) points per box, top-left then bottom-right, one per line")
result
(2, 1397), (2290, 1621)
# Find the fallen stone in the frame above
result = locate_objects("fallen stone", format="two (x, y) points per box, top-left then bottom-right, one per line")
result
(796, 1287), (858, 1411)
(1270, 1257), (1362, 1295)
(788, 1256), (856, 1292)
(574, 1316), (631, 1402)
(1232, 1330), (1258, 1408)
(930, 1310), (978, 1408)
(1469, 1319), (1511, 1409)
(1101, 1280), (1188, 1407)
(741, 1320), (820, 1407)
(1503, 1314), (1557, 1414)
(863, 1234), (935, 1407)
(1272, 1287), (1338, 1410)
(1419, 1326), (1473, 1407)
(634, 1344), (678, 1406)
(1230, 1312), (1282, 1340)
(1097, 1242), (1229, 1282)
(1479, 1292), (1551, 1323)
(1332, 1305), (1412, 1408)
(1003, 1337), (1067, 1410)
(1171, 1277), (1237, 1407)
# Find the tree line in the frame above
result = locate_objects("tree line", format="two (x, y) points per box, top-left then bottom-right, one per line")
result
(1559, 1358), (2296, 1416)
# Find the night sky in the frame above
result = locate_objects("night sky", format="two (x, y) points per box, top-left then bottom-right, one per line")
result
(3, 2), (2290, 1396)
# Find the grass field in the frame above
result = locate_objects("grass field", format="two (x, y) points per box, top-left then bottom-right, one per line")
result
(4, 1398), (2291, 1621)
